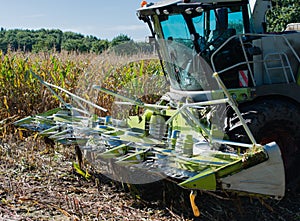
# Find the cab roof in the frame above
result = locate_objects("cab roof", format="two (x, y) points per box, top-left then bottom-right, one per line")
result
(137, 0), (245, 16)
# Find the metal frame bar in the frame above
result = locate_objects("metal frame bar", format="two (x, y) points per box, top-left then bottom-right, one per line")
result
(30, 70), (107, 115)
(210, 33), (300, 86)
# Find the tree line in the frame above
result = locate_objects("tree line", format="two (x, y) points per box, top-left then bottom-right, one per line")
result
(0, 28), (152, 54)
(267, 0), (300, 31)
(0, 0), (299, 54)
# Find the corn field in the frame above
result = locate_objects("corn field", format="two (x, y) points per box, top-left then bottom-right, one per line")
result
(0, 50), (192, 221)
(0, 49), (166, 136)
(1, 50), (299, 221)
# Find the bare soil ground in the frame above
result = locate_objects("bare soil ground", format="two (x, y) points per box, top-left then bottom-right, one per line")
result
(0, 132), (299, 221)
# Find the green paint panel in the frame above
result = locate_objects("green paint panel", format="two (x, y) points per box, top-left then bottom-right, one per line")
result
(99, 144), (128, 159)
(127, 116), (145, 130)
(118, 134), (163, 145)
(179, 170), (217, 190)
(211, 88), (252, 102)
(116, 149), (146, 166)
(40, 125), (62, 136)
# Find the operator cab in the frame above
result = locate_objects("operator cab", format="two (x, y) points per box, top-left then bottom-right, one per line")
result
(138, 0), (253, 91)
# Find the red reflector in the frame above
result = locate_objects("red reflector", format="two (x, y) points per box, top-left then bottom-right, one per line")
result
(141, 1), (147, 7)
(239, 70), (249, 87)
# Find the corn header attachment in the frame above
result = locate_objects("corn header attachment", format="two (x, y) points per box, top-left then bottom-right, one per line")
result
(15, 71), (286, 201)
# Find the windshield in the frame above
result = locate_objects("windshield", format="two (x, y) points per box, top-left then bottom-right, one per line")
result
(157, 6), (245, 91)
(161, 14), (194, 48)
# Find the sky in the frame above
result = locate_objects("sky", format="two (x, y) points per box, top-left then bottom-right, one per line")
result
(0, 0), (153, 41)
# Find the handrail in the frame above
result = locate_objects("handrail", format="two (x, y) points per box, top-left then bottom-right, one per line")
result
(210, 33), (300, 86)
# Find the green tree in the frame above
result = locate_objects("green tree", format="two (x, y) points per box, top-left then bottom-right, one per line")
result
(48, 29), (63, 52)
(91, 39), (109, 54)
(0, 28), (7, 52)
(110, 34), (131, 47)
(0, 28), (135, 54)
(111, 40), (140, 56)
(267, 0), (300, 32)
(62, 39), (81, 52)
(4, 30), (18, 51)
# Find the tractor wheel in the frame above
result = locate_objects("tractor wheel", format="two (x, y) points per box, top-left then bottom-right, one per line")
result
(225, 98), (300, 192)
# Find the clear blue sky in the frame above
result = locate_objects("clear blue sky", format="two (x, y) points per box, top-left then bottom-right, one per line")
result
(0, 0), (152, 41)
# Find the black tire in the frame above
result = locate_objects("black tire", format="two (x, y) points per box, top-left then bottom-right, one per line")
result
(225, 98), (300, 191)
